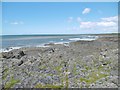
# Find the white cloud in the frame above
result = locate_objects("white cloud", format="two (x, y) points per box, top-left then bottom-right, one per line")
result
(11, 22), (19, 25)
(80, 16), (118, 28)
(67, 17), (73, 23)
(79, 16), (118, 33)
(82, 8), (91, 14)
(67, 15), (118, 33)
(80, 21), (96, 28)
(97, 21), (117, 27)
(101, 16), (118, 22)
(10, 21), (24, 25)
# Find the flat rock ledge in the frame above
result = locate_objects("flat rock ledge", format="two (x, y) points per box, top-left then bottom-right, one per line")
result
(1, 35), (118, 89)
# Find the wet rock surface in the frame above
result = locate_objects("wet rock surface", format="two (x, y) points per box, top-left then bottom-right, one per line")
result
(1, 34), (118, 88)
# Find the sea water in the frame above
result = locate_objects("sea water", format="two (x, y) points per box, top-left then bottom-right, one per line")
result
(0, 34), (98, 52)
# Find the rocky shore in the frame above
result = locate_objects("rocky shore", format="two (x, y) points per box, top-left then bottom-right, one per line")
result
(0, 34), (119, 89)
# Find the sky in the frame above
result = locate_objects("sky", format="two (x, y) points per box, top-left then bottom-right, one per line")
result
(2, 2), (118, 35)
(2, 0), (120, 2)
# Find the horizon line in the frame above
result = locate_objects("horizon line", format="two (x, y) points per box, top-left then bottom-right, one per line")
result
(1, 32), (119, 36)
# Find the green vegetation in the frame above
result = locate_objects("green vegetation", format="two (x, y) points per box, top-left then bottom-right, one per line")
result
(2, 68), (9, 80)
(39, 65), (46, 70)
(85, 65), (92, 71)
(54, 66), (62, 73)
(80, 71), (108, 85)
(73, 64), (77, 75)
(3, 68), (9, 73)
(2, 73), (8, 80)
(4, 76), (20, 89)
(36, 55), (111, 88)
(65, 70), (69, 89)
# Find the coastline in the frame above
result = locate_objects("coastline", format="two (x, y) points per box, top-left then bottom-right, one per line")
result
(0, 34), (118, 88)
(1, 34), (98, 53)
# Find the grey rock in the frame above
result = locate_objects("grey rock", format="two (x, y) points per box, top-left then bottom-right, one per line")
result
(52, 75), (60, 82)
(18, 60), (24, 66)
(40, 77), (53, 84)
(2, 51), (13, 59)
(15, 51), (25, 59)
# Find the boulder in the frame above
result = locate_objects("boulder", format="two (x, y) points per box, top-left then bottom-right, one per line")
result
(18, 60), (24, 66)
(44, 48), (55, 53)
(2, 51), (14, 59)
(2, 50), (25, 59)
(15, 51), (25, 59)
(19, 51), (25, 56)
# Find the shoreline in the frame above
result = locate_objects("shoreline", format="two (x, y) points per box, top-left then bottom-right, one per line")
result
(1, 33), (118, 53)
(1, 36), (98, 53)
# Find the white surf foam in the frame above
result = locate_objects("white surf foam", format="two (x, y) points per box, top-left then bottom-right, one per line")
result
(54, 42), (69, 47)
(60, 39), (64, 40)
(77, 38), (96, 41)
(69, 36), (98, 41)
(36, 44), (50, 47)
(54, 42), (69, 44)
(0, 46), (21, 53)
(69, 38), (82, 41)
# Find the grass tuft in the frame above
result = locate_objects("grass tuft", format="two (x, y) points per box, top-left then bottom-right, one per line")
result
(80, 71), (108, 85)
(2, 68), (9, 80)
(4, 76), (20, 89)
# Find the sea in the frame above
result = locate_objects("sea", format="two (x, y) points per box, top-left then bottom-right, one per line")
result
(0, 34), (99, 52)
